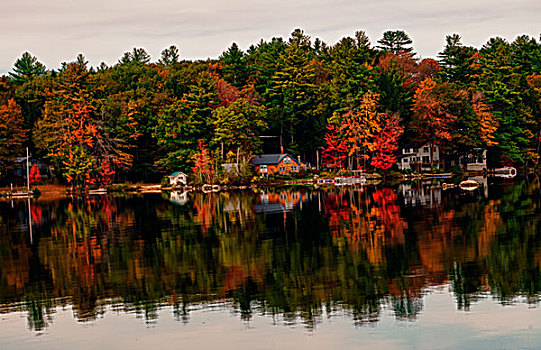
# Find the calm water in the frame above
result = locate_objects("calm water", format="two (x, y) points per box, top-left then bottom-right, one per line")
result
(1, 177), (541, 349)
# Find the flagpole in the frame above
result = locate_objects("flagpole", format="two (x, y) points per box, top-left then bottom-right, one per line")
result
(26, 147), (30, 193)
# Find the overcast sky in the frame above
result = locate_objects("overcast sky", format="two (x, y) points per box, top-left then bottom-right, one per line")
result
(1, 0), (540, 74)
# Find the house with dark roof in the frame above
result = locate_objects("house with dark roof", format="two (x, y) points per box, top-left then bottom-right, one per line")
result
(251, 154), (307, 175)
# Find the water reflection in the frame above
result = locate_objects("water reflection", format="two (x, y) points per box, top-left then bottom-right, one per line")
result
(0, 177), (540, 333)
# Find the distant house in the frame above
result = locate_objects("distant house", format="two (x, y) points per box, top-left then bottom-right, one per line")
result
(449, 149), (487, 171)
(397, 144), (440, 171)
(252, 154), (307, 175)
(168, 171), (187, 186)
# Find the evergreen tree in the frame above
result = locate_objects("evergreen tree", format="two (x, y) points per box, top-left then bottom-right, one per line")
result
(9, 52), (46, 83)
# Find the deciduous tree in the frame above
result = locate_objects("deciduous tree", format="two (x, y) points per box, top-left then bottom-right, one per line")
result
(0, 99), (27, 178)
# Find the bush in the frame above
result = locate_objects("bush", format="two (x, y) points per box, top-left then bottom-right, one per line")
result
(161, 177), (170, 187)
(450, 166), (463, 174)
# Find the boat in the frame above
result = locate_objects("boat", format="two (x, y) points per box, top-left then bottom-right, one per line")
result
(442, 183), (456, 190)
(200, 184), (220, 192)
(423, 173), (453, 178)
(10, 192), (34, 198)
(316, 178), (335, 185)
(334, 176), (367, 186)
(490, 166), (517, 178)
(89, 188), (108, 195)
(459, 180), (479, 191)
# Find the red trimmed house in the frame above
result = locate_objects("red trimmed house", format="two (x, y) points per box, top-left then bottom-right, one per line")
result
(252, 154), (307, 175)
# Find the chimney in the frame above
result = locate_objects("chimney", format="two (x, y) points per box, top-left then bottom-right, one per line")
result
(280, 145), (284, 154)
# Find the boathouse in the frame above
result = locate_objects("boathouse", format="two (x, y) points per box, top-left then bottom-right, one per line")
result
(168, 171), (187, 186)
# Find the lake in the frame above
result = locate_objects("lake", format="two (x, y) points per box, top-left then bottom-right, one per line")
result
(0, 177), (540, 349)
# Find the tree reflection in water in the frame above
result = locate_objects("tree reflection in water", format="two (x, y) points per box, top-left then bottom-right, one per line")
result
(0, 177), (540, 331)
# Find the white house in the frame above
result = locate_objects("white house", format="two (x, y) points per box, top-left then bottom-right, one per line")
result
(168, 171), (187, 186)
(397, 144), (440, 171)
(449, 149), (487, 172)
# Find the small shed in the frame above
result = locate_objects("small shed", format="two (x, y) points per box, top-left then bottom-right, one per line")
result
(168, 171), (187, 186)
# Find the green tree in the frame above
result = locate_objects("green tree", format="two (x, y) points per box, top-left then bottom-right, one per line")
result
(266, 43), (323, 156)
(479, 37), (537, 164)
(438, 34), (478, 83)
(119, 48), (151, 65)
(159, 45), (180, 66)
(324, 33), (376, 112)
(33, 63), (134, 187)
(153, 72), (217, 172)
(211, 98), (267, 156)
(9, 52), (46, 84)
(219, 43), (247, 87)
(377, 30), (415, 57)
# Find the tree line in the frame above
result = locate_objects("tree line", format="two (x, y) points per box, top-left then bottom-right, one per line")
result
(1, 29), (540, 185)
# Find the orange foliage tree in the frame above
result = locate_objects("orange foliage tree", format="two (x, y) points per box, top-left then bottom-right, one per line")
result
(338, 92), (383, 170)
(371, 113), (404, 171)
(191, 140), (216, 184)
(33, 62), (133, 188)
(321, 124), (348, 170)
(411, 78), (456, 168)
(0, 99), (27, 178)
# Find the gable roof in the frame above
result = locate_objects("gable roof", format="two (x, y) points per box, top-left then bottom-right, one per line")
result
(168, 171), (186, 178)
(252, 154), (301, 165)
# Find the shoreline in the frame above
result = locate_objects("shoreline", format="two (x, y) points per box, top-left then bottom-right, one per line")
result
(0, 168), (527, 200)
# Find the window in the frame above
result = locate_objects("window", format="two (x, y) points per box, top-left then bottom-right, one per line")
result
(403, 158), (408, 163)
(283, 157), (291, 164)
(278, 166), (286, 172)
(423, 147), (429, 153)
(260, 165), (267, 173)
(291, 166), (298, 171)
(422, 156), (430, 163)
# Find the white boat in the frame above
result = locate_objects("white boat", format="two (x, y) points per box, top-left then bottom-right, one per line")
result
(491, 166), (517, 178)
(459, 180), (479, 191)
(334, 176), (367, 186)
(89, 188), (108, 195)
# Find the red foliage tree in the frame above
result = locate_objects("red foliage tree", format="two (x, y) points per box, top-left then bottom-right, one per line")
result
(321, 124), (348, 170)
(411, 78), (456, 167)
(97, 158), (115, 186)
(29, 163), (41, 184)
(371, 113), (404, 170)
(191, 140), (216, 184)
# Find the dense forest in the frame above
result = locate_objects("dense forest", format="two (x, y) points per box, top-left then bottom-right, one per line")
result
(1, 29), (541, 185)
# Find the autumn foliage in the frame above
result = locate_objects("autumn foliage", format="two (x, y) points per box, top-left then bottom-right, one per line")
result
(191, 140), (216, 184)
(29, 163), (41, 184)
(371, 113), (404, 170)
(0, 99), (26, 176)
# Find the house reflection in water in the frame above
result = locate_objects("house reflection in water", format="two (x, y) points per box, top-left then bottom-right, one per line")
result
(255, 190), (309, 214)
(170, 191), (188, 206)
(399, 181), (442, 207)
